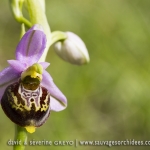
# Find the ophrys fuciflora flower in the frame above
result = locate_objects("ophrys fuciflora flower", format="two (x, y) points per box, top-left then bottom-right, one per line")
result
(0, 24), (67, 133)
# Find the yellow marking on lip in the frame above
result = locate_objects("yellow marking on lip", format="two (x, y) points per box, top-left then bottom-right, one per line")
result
(41, 94), (49, 111)
(10, 92), (24, 111)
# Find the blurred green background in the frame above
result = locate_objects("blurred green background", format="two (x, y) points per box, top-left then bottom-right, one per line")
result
(0, 0), (150, 150)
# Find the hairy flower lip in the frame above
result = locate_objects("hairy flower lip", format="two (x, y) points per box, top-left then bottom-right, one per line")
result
(1, 81), (51, 131)
(0, 24), (67, 112)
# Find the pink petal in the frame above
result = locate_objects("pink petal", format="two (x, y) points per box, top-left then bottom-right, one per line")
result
(39, 62), (50, 69)
(41, 70), (67, 111)
(0, 67), (19, 101)
(50, 96), (67, 111)
(7, 60), (27, 73)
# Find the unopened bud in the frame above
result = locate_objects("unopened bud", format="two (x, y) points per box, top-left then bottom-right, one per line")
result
(53, 32), (90, 65)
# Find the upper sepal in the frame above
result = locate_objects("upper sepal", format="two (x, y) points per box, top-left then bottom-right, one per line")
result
(16, 24), (47, 66)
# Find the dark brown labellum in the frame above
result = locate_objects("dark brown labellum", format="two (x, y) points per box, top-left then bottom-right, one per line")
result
(1, 81), (50, 128)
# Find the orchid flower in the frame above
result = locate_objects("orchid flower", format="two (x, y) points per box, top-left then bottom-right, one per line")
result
(0, 24), (67, 133)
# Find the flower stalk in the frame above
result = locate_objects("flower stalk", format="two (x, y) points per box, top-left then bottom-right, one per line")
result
(13, 125), (27, 150)
(50, 31), (67, 45)
(13, 24), (27, 150)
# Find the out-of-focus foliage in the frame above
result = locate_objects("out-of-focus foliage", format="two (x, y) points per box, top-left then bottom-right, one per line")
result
(0, 0), (150, 150)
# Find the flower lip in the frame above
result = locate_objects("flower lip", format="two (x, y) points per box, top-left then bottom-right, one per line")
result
(1, 81), (51, 131)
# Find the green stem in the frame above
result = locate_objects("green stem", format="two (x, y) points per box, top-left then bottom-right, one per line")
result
(13, 125), (27, 150)
(20, 23), (25, 38)
(50, 31), (67, 45)
(10, 0), (32, 27)
(16, 17), (32, 28)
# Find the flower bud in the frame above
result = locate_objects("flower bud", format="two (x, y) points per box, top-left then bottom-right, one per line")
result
(53, 32), (90, 65)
